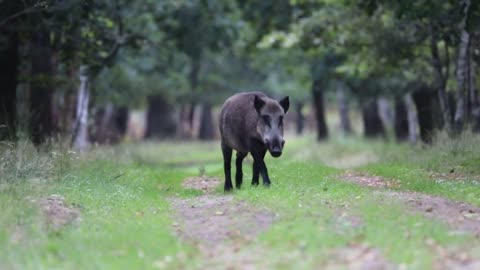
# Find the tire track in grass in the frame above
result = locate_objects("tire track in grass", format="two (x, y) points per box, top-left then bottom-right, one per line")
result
(341, 171), (480, 269)
(169, 176), (275, 269)
(170, 176), (395, 270)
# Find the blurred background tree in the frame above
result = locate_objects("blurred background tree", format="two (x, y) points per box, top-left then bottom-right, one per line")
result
(0, 0), (479, 147)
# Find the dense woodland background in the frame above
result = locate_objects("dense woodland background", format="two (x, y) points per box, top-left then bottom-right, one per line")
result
(1, 0), (480, 148)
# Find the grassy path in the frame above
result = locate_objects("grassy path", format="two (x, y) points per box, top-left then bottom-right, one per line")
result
(1, 136), (480, 269)
(170, 176), (275, 269)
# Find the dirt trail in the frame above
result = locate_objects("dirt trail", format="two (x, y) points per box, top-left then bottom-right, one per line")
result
(341, 171), (480, 270)
(170, 176), (275, 269)
(342, 171), (480, 235)
(170, 176), (395, 270)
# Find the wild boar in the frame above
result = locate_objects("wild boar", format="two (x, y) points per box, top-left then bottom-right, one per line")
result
(219, 92), (289, 191)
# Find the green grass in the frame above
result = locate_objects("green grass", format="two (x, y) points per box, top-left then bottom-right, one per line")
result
(1, 132), (479, 269)
(231, 160), (473, 269)
(358, 131), (480, 206)
(0, 145), (201, 270)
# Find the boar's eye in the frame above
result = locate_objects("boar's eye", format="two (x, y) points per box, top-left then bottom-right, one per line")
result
(262, 115), (271, 127)
(279, 116), (283, 127)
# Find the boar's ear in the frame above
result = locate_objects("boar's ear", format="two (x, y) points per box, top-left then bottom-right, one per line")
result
(279, 96), (290, 113)
(254, 95), (265, 114)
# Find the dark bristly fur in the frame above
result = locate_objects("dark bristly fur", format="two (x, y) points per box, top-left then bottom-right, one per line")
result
(219, 92), (289, 191)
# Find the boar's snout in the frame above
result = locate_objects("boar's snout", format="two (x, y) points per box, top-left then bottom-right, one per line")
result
(265, 138), (285, 158)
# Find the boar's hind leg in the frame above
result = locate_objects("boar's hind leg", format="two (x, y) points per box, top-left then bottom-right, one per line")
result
(250, 139), (270, 187)
(222, 142), (233, 192)
(235, 152), (248, 189)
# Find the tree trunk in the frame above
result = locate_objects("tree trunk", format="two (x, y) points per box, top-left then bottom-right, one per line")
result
(177, 104), (192, 138)
(30, 29), (54, 146)
(188, 57), (201, 132)
(90, 104), (114, 144)
(89, 104), (128, 145)
(394, 96), (409, 142)
(60, 91), (76, 135)
(378, 97), (394, 134)
(0, 30), (18, 141)
(115, 106), (129, 138)
(473, 107), (480, 132)
(467, 32), (477, 129)
(362, 100), (385, 138)
(72, 66), (90, 151)
(454, 30), (471, 133)
(336, 82), (352, 135)
(198, 102), (214, 140)
(57, 65), (78, 135)
(471, 35), (480, 132)
(412, 88), (436, 143)
(144, 94), (176, 139)
(295, 101), (305, 135)
(429, 26), (452, 132)
(404, 93), (418, 144)
(312, 79), (328, 140)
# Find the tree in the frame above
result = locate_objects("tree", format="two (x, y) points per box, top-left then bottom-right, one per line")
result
(155, 0), (239, 139)
(0, 1), (21, 141)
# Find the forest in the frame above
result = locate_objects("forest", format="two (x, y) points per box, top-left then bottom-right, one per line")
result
(1, 0), (480, 269)
(1, 0), (479, 145)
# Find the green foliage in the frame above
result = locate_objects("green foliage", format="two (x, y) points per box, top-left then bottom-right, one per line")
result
(466, 0), (480, 33)
(2, 0), (478, 111)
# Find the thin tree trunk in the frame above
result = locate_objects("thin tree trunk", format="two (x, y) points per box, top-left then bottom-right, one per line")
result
(177, 104), (192, 138)
(57, 64), (78, 135)
(93, 104), (115, 144)
(144, 94), (176, 139)
(471, 35), (480, 132)
(362, 99), (385, 138)
(115, 106), (129, 138)
(188, 57), (201, 133)
(312, 79), (328, 140)
(412, 88), (436, 143)
(467, 32), (476, 123)
(295, 101), (305, 135)
(336, 82), (352, 135)
(30, 29), (54, 146)
(61, 91), (76, 135)
(429, 25), (452, 131)
(0, 30), (18, 141)
(72, 66), (90, 151)
(89, 104), (128, 144)
(404, 93), (418, 144)
(198, 102), (214, 140)
(454, 30), (470, 133)
(394, 96), (409, 142)
(378, 97), (394, 133)
(188, 102), (196, 135)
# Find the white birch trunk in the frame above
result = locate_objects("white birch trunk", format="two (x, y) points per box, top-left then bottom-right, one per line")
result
(72, 66), (90, 151)
(405, 93), (418, 144)
(454, 30), (470, 132)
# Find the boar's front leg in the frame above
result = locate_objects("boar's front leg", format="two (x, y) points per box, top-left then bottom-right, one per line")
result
(250, 139), (270, 187)
(222, 141), (233, 192)
(235, 152), (247, 189)
(251, 160), (260, 186)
